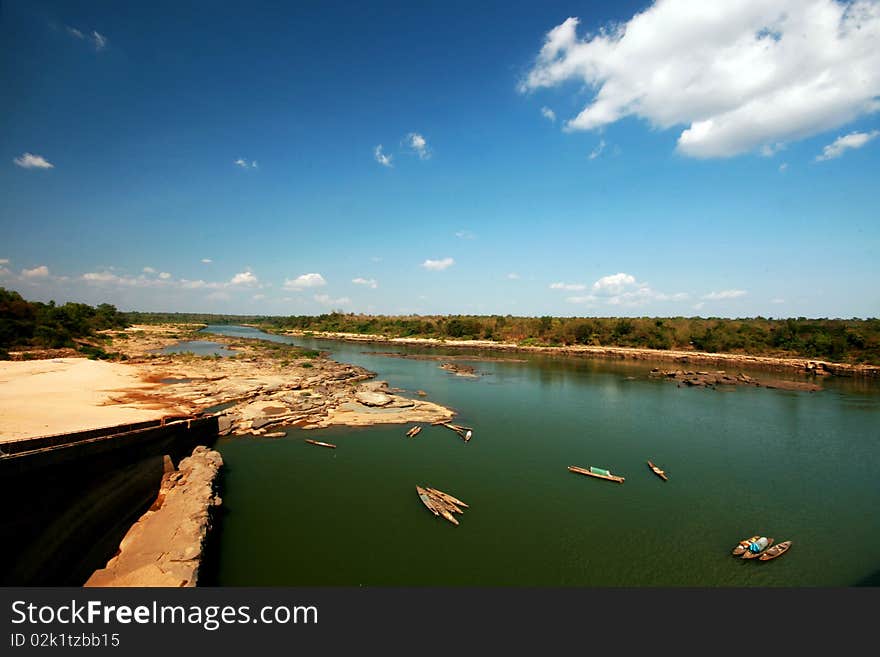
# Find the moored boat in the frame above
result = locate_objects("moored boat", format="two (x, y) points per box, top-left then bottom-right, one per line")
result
(425, 487), (469, 509)
(758, 540), (792, 561)
(568, 465), (625, 483)
(647, 460), (668, 481)
(741, 536), (774, 559)
(732, 535), (762, 556)
(304, 438), (336, 449)
(416, 486), (440, 516)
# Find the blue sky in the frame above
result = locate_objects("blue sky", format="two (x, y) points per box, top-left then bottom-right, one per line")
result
(1, 0), (878, 318)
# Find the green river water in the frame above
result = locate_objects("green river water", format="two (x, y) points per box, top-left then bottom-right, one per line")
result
(199, 325), (880, 587)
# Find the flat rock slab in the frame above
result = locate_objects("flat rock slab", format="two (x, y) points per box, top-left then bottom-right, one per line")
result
(355, 390), (393, 406)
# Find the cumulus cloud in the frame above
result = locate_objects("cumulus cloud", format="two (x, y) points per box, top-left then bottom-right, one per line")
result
(521, 2), (880, 158)
(550, 282), (587, 291)
(143, 267), (156, 274)
(592, 273), (636, 294)
(352, 277), (378, 289)
(815, 130), (880, 161)
(14, 153), (54, 169)
(229, 271), (258, 286)
(702, 289), (747, 300)
(234, 158), (258, 169)
(421, 257), (454, 271)
(21, 265), (50, 279)
(283, 273), (326, 290)
(314, 294), (351, 307)
(541, 106), (556, 122)
(374, 145), (393, 167)
(201, 258), (212, 264)
(407, 133), (431, 159)
(455, 230), (476, 240)
(561, 272), (688, 306)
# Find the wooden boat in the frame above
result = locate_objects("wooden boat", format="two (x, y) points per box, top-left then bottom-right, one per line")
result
(416, 486), (465, 525)
(647, 460), (668, 481)
(425, 487), (469, 509)
(304, 438), (336, 449)
(405, 425), (422, 437)
(416, 486), (440, 516)
(758, 540), (792, 561)
(568, 465), (625, 483)
(732, 535), (762, 556)
(741, 537), (774, 559)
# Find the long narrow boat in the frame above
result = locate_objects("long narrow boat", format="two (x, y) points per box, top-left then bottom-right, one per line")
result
(406, 426), (422, 437)
(741, 537), (774, 559)
(304, 438), (337, 449)
(425, 487), (469, 509)
(416, 486), (440, 516)
(647, 460), (668, 481)
(732, 535), (762, 556)
(568, 465), (625, 483)
(758, 540), (792, 561)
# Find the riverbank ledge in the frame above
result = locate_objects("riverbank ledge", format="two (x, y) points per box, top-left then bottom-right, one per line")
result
(277, 330), (880, 378)
(84, 445), (223, 587)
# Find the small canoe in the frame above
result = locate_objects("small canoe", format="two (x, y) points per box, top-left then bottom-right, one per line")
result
(425, 487), (469, 509)
(568, 465), (625, 483)
(758, 540), (792, 561)
(304, 439), (336, 449)
(647, 460), (668, 481)
(741, 537), (774, 559)
(732, 535), (762, 556)
(416, 486), (440, 516)
(406, 426), (422, 437)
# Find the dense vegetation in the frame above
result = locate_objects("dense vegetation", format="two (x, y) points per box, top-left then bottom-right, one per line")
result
(260, 313), (880, 365)
(3, 288), (878, 364)
(0, 287), (129, 359)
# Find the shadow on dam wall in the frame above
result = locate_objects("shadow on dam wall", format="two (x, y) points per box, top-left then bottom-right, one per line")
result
(0, 416), (218, 586)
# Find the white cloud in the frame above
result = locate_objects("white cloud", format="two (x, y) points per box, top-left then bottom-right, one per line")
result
(407, 133), (431, 159)
(83, 271), (122, 283)
(158, 272), (171, 280)
(14, 153), (54, 169)
(201, 258), (212, 264)
(566, 295), (598, 304)
(541, 106), (556, 122)
(702, 289), (747, 300)
(21, 265), (50, 279)
(314, 294), (351, 307)
(779, 162), (788, 172)
(92, 31), (107, 50)
(588, 139), (606, 160)
(229, 271), (258, 286)
(352, 277), (378, 289)
(143, 266), (156, 274)
(0, 267), (12, 278)
(253, 293), (266, 301)
(815, 130), (880, 161)
(421, 257), (454, 271)
(370, 256), (383, 262)
(455, 230), (476, 240)
(374, 145), (393, 167)
(771, 298), (785, 304)
(521, 2), (880, 158)
(507, 273), (521, 280)
(592, 273), (636, 294)
(283, 273), (326, 290)
(0, 259), (9, 265)
(66, 27), (85, 39)
(234, 158), (258, 169)
(550, 282), (587, 291)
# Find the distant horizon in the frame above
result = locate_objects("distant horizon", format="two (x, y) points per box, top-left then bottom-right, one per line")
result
(2, 0), (878, 319)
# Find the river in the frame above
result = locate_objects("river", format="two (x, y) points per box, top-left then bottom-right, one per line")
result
(199, 325), (880, 587)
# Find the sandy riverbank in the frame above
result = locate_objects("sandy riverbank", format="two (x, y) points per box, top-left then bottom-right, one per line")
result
(0, 325), (456, 442)
(278, 329), (880, 378)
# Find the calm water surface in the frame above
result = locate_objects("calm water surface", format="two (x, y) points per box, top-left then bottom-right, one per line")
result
(201, 325), (880, 587)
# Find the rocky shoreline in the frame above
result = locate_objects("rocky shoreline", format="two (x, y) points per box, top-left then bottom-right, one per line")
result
(278, 329), (880, 379)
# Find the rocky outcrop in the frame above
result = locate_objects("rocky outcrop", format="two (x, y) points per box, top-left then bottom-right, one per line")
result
(84, 446), (223, 587)
(649, 368), (823, 392)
